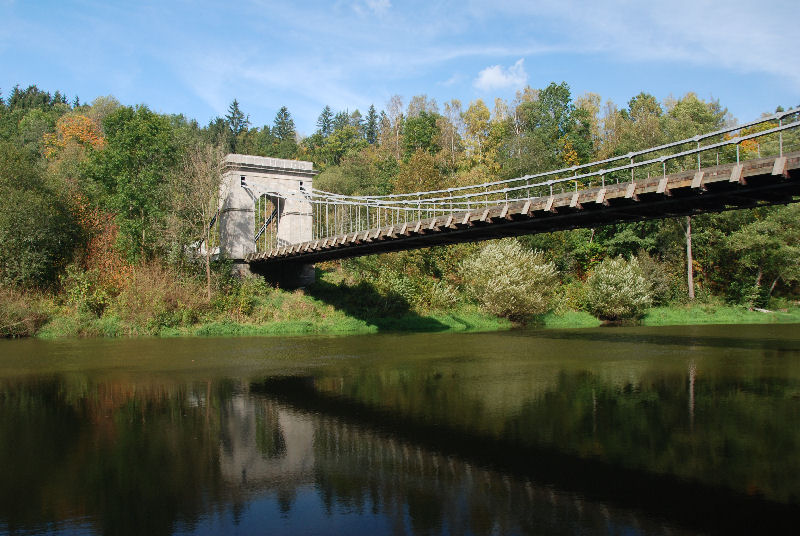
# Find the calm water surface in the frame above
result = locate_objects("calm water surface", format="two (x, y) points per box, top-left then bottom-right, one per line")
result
(1, 324), (799, 535)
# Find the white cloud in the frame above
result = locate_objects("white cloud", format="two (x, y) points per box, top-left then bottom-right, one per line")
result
(473, 58), (527, 92)
(365, 0), (391, 14)
(468, 0), (800, 88)
(439, 74), (462, 87)
(351, 0), (391, 17)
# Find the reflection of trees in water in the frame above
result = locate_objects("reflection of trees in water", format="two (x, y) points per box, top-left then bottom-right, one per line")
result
(3, 361), (800, 536)
(313, 363), (800, 505)
(0, 377), (228, 536)
(255, 399), (287, 459)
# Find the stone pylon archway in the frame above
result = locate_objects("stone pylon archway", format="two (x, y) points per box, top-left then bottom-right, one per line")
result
(219, 154), (317, 286)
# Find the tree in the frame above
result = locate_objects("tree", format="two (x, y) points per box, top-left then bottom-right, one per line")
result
(403, 111), (440, 157)
(309, 125), (366, 166)
(583, 257), (652, 320)
(272, 106), (297, 159)
(615, 92), (664, 153)
(85, 105), (180, 262)
(394, 149), (440, 193)
(460, 239), (558, 320)
(332, 110), (350, 132)
(317, 105), (333, 136)
(8, 84), (55, 111)
(225, 99), (250, 153)
(407, 94), (438, 117)
(463, 99), (490, 161)
(349, 109), (363, 137)
(385, 95), (405, 159)
(168, 143), (227, 299)
(724, 205), (800, 307)
(0, 141), (79, 287)
(273, 106), (295, 141)
(364, 105), (379, 144)
(438, 100), (463, 168)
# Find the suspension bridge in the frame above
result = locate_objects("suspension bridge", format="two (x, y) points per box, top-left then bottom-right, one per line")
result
(215, 108), (800, 286)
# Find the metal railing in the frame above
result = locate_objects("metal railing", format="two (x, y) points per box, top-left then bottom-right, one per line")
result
(260, 108), (800, 241)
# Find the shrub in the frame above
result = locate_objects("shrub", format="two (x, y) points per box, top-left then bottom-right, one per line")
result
(0, 142), (80, 288)
(460, 239), (558, 320)
(636, 251), (681, 305)
(110, 262), (209, 334)
(60, 265), (109, 316)
(0, 286), (50, 337)
(583, 256), (652, 320)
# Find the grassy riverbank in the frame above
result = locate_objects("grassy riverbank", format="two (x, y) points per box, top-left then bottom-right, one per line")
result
(533, 304), (800, 329)
(641, 304), (800, 326)
(3, 267), (798, 340)
(13, 266), (512, 339)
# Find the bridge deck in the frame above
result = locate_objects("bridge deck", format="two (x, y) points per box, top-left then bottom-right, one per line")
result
(246, 152), (800, 265)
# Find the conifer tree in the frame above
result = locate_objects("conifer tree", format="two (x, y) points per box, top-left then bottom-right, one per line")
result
(225, 99), (250, 153)
(273, 106), (296, 141)
(332, 110), (349, 132)
(317, 105), (333, 136)
(365, 104), (379, 144)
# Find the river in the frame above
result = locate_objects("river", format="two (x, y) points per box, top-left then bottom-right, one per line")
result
(1, 324), (799, 535)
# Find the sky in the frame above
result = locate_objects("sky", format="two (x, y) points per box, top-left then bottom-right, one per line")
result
(1, 0), (798, 135)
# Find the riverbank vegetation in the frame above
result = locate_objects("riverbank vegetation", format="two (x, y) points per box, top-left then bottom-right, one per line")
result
(0, 84), (798, 338)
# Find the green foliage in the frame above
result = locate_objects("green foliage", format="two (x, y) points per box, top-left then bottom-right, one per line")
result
(636, 251), (682, 306)
(316, 105), (333, 136)
(271, 106), (297, 158)
(460, 239), (558, 320)
(642, 304), (800, 326)
(85, 105), (181, 262)
(0, 286), (50, 337)
(583, 256), (652, 320)
(403, 111), (440, 157)
(0, 81), (797, 337)
(364, 104), (379, 144)
(507, 82), (593, 170)
(394, 149), (441, 193)
(309, 125), (366, 167)
(60, 265), (110, 317)
(0, 142), (79, 287)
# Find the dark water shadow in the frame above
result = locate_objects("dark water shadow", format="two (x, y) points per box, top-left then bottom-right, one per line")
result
(253, 376), (800, 536)
(525, 328), (800, 352)
(306, 270), (449, 333)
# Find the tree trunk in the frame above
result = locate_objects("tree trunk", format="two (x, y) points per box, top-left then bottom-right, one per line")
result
(768, 276), (780, 298)
(750, 267), (763, 310)
(686, 216), (695, 300)
(205, 229), (212, 300)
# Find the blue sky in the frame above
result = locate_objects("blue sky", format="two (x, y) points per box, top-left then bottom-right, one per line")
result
(2, 0), (798, 135)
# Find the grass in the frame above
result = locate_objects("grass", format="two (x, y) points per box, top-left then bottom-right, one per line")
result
(33, 274), (510, 339)
(15, 261), (800, 339)
(641, 304), (800, 326)
(155, 310), (510, 338)
(533, 310), (603, 329)
(0, 287), (51, 338)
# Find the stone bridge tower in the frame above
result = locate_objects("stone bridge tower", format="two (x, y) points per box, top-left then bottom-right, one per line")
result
(219, 154), (317, 287)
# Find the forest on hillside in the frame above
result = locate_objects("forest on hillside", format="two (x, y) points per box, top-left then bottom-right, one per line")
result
(1, 83), (798, 337)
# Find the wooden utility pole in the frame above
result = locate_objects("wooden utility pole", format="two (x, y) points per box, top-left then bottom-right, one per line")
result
(686, 216), (695, 300)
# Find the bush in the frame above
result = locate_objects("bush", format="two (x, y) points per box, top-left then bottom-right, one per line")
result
(636, 251), (681, 306)
(0, 286), (50, 337)
(583, 256), (652, 320)
(0, 142), (80, 288)
(460, 239), (558, 320)
(60, 265), (109, 316)
(110, 263), (209, 334)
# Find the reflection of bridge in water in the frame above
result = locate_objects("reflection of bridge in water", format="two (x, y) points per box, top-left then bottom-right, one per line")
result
(213, 374), (799, 535)
(219, 389), (682, 535)
(214, 108), (800, 286)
